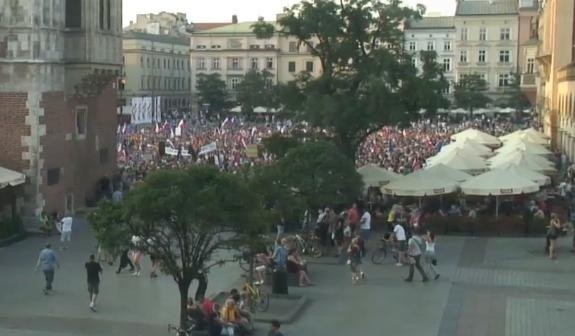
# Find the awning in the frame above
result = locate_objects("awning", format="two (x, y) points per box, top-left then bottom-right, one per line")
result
(0, 167), (26, 189)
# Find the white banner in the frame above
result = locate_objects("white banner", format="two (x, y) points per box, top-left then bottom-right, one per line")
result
(130, 97), (161, 125)
(165, 146), (190, 157)
(198, 142), (217, 156)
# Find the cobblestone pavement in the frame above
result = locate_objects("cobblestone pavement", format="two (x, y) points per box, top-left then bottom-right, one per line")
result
(2, 223), (575, 336)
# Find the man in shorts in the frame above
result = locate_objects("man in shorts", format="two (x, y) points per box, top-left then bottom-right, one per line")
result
(59, 215), (73, 250)
(85, 254), (102, 311)
(393, 222), (408, 266)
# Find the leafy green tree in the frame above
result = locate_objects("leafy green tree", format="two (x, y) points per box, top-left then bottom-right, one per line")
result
(252, 0), (431, 159)
(262, 133), (302, 159)
(415, 50), (450, 116)
(275, 141), (363, 211)
(236, 70), (277, 116)
(89, 200), (131, 257)
(453, 73), (491, 115)
(500, 72), (531, 116)
(90, 167), (266, 329)
(195, 73), (230, 113)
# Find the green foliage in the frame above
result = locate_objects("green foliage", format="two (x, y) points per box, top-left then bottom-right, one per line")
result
(253, 0), (441, 159)
(262, 133), (302, 158)
(195, 73), (230, 113)
(499, 73), (531, 113)
(235, 70), (278, 116)
(413, 50), (450, 116)
(74, 72), (116, 98)
(276, 141), (363, 211)
(89, 200), (130, 255)
(453, 73), (491, 114)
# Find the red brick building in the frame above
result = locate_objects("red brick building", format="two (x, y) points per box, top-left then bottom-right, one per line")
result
(0, 0), (122, 225)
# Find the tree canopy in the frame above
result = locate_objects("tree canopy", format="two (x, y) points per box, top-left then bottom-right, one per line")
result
(252, 0), (443, 158)
(195, 73), (230, 113)
(453, 73), (491, 114)
(90, 167), (267, 328)
(415, 50), (450, 116)
(499, 72), (531, 114)
(235, 70), (278, 116)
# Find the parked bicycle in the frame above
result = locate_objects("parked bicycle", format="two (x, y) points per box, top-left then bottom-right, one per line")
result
(292, 233), (323, 258)
(242, 281), (270, 313)
(371, 233), (399, 264)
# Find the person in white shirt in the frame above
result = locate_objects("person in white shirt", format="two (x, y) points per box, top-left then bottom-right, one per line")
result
(59, 216), (73, 250)
(359, 209), (371, 245)
(404, 231), (429, 283)
(393, 223), (407, 266)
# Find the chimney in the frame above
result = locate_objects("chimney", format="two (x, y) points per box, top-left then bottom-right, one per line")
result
(232, 15), (238, 24)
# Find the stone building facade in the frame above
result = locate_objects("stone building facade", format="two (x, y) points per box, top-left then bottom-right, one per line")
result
(0, 0), (122, 224)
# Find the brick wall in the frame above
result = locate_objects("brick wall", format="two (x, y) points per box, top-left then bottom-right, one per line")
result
(0, 93), (30, 171)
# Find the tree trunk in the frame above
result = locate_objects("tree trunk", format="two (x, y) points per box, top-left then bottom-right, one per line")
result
(178, 279), (192, 329)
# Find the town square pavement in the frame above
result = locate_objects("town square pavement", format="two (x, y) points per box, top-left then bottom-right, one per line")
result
(1, 219), (575, 336)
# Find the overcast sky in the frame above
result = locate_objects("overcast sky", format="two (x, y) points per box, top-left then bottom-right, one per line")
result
(123, 0), (456, 26)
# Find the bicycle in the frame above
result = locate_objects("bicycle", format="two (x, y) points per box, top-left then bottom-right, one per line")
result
(167, 323), (194, 336)
(371, 234), (399, 264)
(242, 281), (270, 313)
(293, 233), (323, 258)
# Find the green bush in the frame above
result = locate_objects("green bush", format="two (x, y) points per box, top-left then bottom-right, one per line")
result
(0, 216), (24, 239)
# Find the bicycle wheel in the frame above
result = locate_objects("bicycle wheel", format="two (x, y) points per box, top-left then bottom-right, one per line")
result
(256, 291), (270, 312)
(371, 248), (387, 264)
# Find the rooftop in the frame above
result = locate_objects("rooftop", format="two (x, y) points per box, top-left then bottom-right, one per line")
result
(405, 16), (455, 30)
(122, 31), (189, 46)
(191, 22), (231, 32)
(194, 21), (282, 35)
(455, 0), (518, 16)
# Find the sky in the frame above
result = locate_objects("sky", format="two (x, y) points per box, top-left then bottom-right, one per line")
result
(123, 0), (457, 26)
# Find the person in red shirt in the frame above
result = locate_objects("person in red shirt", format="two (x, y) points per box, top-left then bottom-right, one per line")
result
(199, 296), (215, 318)
(347, 203), (360, 234)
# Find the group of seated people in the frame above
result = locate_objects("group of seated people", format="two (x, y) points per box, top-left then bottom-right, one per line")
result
(252, 239), (313, 287)
(186, 289), (253, 336)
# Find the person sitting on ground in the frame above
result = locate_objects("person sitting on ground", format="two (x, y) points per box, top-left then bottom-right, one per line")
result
(220, 299), (250, 336)
(287, 248), (312, 286)
(230, 288), (251, 323)
(206, 303), (223, 336)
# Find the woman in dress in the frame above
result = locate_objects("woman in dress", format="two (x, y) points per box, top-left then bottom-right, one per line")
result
(424, 230), (440, 280)
(547, 213), (562, 260)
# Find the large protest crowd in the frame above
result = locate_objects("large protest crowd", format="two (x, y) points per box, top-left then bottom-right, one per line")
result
(116, 113), (539, 187)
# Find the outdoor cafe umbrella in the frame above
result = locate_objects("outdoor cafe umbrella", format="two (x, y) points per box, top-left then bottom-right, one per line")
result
(426, 148), (487, 173)
(357, 164), (400, 188)
(417, 163), (472, 183)
(451, 128), (501, 147)
(495, 140), (552, 155)
(461, 169), (539, 217)
(495, 164), (551, 187)
(439, 138), (492, 157)
(382, 173), (457, 197)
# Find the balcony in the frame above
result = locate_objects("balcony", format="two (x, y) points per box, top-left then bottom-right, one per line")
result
(521, 73), (537, 86)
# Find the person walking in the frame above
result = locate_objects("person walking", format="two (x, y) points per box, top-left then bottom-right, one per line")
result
(359, 208), (372, 247)
(85, 254), (103, 311)
(116, 247), (134, 274)
(424, 230), (440, 280)
(35, 243), (59, 294)
(404, 231), (429, 283)
(547, 213), (562, 260)
(393, 222), (407, 266)
(347, 237), (365, 285)
(58, 215), (73, 250)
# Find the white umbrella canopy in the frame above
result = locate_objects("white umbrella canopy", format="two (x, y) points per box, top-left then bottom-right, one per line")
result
(489, 149), (554, 167)
(440, 139), (492, 157)
(461, 169), (539, 196)
(495, 140), (553, 155)
(0, 167), (26, 189)
(499, 129), (523, 141)
(496, 165), (551, 186)
(417, 163), (473, 183)
(451, 128), (501, 146)
(523, 127), (548, 139)
(357, 164), (400, 188)
(427, 148), (487, 172)
(489, 152), (556, 173)
(500, 131), (549, 145)
(382, 173), (458, 196)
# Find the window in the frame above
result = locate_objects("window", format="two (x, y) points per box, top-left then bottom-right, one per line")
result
(460, 27), (468, 41)
(229, 39), (242, 49)
(411, 58), (417, 67)
(498, 73), (510, 87)
(306, 61), (314, 72)
(231, 57), (240, 70)
(65, 0), (82, 28)
(478, 50), (486, 63)
(266, 57), (274, 69)
(249, 44), (260, 49)
(141, 76), (145, 89)
(140, 56), (144, 66)
(479, 28), (487, 41)
(251, 57), (259, 70)
(211, 45), (221, 49)
(99, 0), (105, 30)
(47, 168), (60, 186)
(289, 42), (298, 52)
(443, 41), (451, 51)
(264, 44), (275, 49)
(106, 0), (111, 30)
(75, 107), (87, 136)
(288, 61), (296, 73)
(426, 41), (434, 51)
(229, 77), (242, 89)
(43, 0), (50, 25)
(409, 41), (416, 51)
(197, 58), (205, 70)
(212, 57), (220, 70)
(442, 58), (451, 72)
(147, 57), (150, 68)
(500, 28), (511, 41)
(459, 50), (468, 63)
(196, 45), (207, 49)
(499, 50), (510, 63)
(163, 58), (166, 68)
(527, 58), (535, 73)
